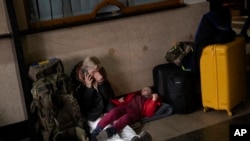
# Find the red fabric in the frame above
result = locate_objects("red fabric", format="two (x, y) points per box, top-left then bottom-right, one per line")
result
(111, 92), (161, 117)
(111, 92), (136, 106)
(142, 98), (161, 117)
(98, 105), (141, 131)
(99, 93), (161, 132)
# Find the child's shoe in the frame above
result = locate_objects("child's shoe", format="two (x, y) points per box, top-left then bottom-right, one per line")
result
(130, 136), (140, 141)
(91, 126), (102, 141)
(96, 127), (116, 141)
(139, 131), (152, 141)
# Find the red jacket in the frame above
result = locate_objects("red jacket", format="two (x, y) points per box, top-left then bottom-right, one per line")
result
(111, 92), (161, 117)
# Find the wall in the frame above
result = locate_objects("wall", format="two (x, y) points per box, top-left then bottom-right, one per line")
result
(1, 1), (209, 126)
(0, 0), (27, 126)
(22, 2), (209, 96)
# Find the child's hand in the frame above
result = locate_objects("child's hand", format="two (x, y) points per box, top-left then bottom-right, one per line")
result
(118, 97), (124, 103)
(152, 93), (159, 101)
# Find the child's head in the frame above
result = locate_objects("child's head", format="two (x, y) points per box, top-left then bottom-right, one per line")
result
(141, 86), (152, 98)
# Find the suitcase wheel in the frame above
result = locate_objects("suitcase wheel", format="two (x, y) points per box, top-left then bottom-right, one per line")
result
(203, 107), (209, 112)
(227, 111), (232, 117)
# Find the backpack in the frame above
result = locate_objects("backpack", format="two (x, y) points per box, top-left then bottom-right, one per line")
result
(28, 58), (64, 81)
(165, 41), (194, 71)
(29, 58), (89, 141)
(52, 94), (89, 141)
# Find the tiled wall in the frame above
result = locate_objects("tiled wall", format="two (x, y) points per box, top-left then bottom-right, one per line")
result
(0, 0), (27, 126)
(0, 1), (209, 126)
(22, 2), (209, 96)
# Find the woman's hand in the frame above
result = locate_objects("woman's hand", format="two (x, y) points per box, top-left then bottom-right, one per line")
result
(78, 70), (93, 88)
(85, 72), (93, 88)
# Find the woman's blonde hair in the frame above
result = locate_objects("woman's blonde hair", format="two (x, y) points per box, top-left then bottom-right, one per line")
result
(82, 56), (107, 79)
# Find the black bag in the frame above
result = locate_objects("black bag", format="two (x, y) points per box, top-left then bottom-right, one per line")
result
(153, 63), (196, 114)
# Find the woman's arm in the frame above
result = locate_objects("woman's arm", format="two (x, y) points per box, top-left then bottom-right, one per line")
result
(75, 85), (96, 112)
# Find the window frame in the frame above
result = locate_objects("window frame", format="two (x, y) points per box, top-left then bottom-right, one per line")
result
(23, 0), (184, 32)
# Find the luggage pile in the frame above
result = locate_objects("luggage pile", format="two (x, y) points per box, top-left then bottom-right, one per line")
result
(153, 42), (198, 114)
(155, 37), (247, 116)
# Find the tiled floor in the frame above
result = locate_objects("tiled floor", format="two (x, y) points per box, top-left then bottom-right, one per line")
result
(141, 95), (250, 141)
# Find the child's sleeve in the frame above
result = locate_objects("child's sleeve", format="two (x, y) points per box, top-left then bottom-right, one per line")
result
(143, 99), (161, 117)
(111, 93), (135, 106)
(111, 99), (122, 106)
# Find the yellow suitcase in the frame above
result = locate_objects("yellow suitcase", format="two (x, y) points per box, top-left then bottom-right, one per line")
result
(200, 37), (247, 116)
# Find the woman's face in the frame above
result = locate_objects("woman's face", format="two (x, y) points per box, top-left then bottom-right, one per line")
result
(88, 68), (98, 76)
(88, 68), (104, 83)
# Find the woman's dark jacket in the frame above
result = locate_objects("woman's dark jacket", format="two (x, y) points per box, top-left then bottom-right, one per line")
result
(70, 63), (115, 121)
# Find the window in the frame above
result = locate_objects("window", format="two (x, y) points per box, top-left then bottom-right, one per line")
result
(183, 0), (206, 4)
(24, 0), (184, 30)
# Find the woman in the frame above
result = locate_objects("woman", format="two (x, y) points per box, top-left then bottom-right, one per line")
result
(71, 56), (115, 122)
